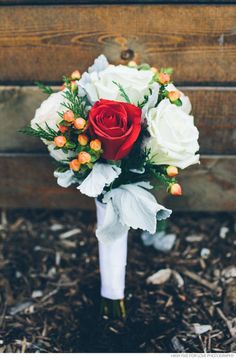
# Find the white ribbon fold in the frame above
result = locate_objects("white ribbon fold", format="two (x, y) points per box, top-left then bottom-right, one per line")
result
(95, 182), (171, 299)
(96, 199), (128, 300)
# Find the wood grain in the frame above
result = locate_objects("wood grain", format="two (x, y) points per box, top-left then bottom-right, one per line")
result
(0, 154), (235, 210)
(0, 5), (236, 84)
(1, 0), (235, 4)
(1, 86), (235, 154)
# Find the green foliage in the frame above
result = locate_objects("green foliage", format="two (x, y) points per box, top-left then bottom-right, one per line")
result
(73, 165), (91, 181)
(172, 98), (182, 106)
(147, 164), (177, 190)
(112, 81), (131, 103)
(156, 85), (168, 106)
(156, 85), (183, 108)
(35, 82), (53, 95)
(57, 119), (71, 126)
(138, 63), (151, 71)
(55, 164), (70, 173)
(156, 219), (168, 232)
(138, 88), (152, 108)
(62, 75), (71, 87)
(160, 67), (173, 75)
(19, 123), (58, 141)
(65, 141), (77, 150)
(61, 89), (89, 119)
(138, 95), (149, 108)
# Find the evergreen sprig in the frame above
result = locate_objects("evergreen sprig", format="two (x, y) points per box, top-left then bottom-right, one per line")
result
(61, 89), (89, 118)
(35, 82), (53, 95)
(138, 89), (152, 108)
(148, 165), (177, 189)
(112, 81), (131, 103)
(19, 123), (58, 141)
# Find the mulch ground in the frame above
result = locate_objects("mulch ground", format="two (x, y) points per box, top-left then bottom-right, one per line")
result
(0, 209), (235, 353)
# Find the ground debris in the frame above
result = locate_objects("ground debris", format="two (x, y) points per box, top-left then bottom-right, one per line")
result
(171, 336), (185, 352)
(59, 228), (81, 240)
(219, 227), (229, 239)
(193, 323), (212, 335)
(146, 269), (172, 285)
(185, 234), (204, 243)
(9, 301), (34, 315)
(141, 231), (176, 252)
(0, 210), (234, 352)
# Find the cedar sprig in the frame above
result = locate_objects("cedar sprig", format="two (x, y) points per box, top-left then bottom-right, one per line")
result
(112, 81), (131, 103)
(35, 81), (54, 95)
(19, 123), (58, 141)
(138, 88), (152, 108)
(148, 165), (177, 190)
(61, 89), (88, 119)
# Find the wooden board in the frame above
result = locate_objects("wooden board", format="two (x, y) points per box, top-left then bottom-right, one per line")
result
(0, 154), (235, 211)
(182, 87), (236, 155)
(1, 86), (235, 154)
(1, 0), (235, 4)
(0, 5), (236, 84)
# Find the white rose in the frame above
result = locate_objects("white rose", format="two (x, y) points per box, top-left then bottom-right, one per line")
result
(81, 64), (154, 105)
(166, 83), (192, 114)
(31, 91), (65, 132)
(145, 99), (199, 169)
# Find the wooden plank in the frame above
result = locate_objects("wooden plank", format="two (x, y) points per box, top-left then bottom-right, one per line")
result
(0, 154), (235, 211)
(1, 0), (235, 4)
(0, 5), (236, 84)
(1, 86), (235, 154)
(181, 87), (236, 155)
(0, 87), (48, 153)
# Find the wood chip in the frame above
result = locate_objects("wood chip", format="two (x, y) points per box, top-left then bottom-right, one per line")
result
(59, 228), (81, 239)
(146, 268), (172, 285)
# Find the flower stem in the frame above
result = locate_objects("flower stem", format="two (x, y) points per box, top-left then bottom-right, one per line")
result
(100, 297), (126, 320)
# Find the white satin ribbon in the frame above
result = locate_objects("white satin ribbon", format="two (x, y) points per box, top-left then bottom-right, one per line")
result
(95, 199), (128, 300)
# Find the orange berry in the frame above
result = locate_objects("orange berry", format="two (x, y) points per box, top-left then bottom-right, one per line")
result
(78, 134), (89, 146)
(78, 151), (91, 164)
(54, 136), (66, 148)
(69, 159), (81, 172)
(71, 81), (78, 92)
(59, 125), (68, 134)
(74, 117), (86, 130)
(90, 139), (102, 151)
(159, 72), (170, 85)
(166, 166), (178, 177)
(170, 183), (182, 196)
(63, 110), (75, 123)
(61, 83), (66, 91)
(168, 91), (180, 102)
(151, 67), (158, 74)
(71, 70), (81, 80)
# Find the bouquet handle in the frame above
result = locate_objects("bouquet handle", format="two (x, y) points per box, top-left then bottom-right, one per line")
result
(95, 199), (128, 318)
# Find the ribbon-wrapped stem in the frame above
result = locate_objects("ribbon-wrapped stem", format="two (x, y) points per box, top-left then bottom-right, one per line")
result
(95, 199), (128, 319)
(100, 298), (126, 320)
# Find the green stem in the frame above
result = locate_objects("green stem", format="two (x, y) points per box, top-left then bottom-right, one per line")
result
(100, 297), (126, 320)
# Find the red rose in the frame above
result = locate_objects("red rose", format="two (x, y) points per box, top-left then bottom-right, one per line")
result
(88, 99), (142, 161)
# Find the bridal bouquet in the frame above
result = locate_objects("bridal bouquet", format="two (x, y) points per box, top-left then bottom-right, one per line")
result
(21, 55), (199, 318)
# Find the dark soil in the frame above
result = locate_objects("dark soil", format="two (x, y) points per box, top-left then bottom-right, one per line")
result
(0, 209), (235, 353)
